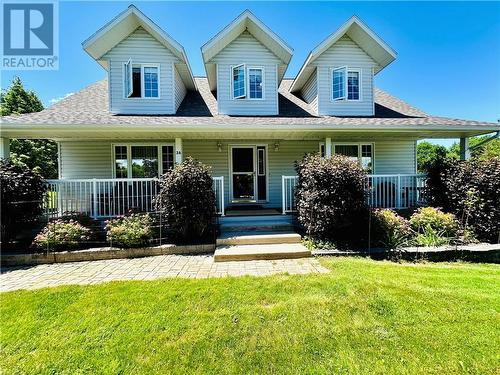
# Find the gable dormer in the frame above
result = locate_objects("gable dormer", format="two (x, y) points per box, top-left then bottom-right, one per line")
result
(82, 5), (196, 115)
(202, 10), (292, 116)
(291, 16), (396, 116)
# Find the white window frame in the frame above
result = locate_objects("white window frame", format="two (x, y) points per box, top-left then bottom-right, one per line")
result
(331, 67), (362, 102)
(331, 66), (347, 101)
(231, 64), (246, 99)
(247, 66), (265, 100)
(346, 68), (362, 101)
(123, 62), (161, 100)
(111, 143), (174, 179)
(332, 142), (375, 172)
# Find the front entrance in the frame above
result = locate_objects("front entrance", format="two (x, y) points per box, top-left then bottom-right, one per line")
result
(230, 145), (267, 203)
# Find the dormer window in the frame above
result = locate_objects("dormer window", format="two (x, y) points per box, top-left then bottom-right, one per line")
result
(124, 60), (160, 99)
(332, 67), (361, 101)
(232, 64), (246, 99)
(231, 65), (264, 100)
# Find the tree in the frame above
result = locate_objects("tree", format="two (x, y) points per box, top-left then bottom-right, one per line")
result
(416, 141), (448, 173)
(1, 77), (58, 178)
(448, 135), (500, 161)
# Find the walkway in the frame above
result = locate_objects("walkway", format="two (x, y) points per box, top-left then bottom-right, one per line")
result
(0, 254), (329, 292)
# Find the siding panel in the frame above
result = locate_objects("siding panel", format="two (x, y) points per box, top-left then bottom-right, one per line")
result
(174, 65), (187, 111)
(315, 36), (376, 116)
(104, 27), (178, 114)
(60, 142), (112, 179)
(211, 31), (280, 115)
(374, 140), (416, 174)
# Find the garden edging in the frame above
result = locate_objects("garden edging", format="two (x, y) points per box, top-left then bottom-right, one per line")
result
(1, 244), (216, 267)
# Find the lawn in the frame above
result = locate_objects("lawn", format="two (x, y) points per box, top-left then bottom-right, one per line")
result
(1, 258), (499, 374)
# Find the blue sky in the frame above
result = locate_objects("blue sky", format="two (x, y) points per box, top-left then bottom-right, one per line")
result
(2, 1), (499, 146)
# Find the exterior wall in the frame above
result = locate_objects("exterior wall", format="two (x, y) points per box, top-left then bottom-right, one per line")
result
(59, 138), (417, 208)
(103, 27), (178, 115)
(300, 69), (318, 115)
(59, 142), (113, 179)
(373, 140), (417, 174)
(211, 31), (280, 115)
(314, 36), (377, 116)
(174, 65), (187, 111)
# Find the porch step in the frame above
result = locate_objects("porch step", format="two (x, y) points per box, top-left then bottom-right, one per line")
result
(216, 231), (301, 246)
(214, 243), (311, 262)
(219, 215), (294, 233)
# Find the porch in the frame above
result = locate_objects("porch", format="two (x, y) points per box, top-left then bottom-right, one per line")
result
(43, 173), (426, 218)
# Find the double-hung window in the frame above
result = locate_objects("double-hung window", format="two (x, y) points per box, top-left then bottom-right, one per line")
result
(232, 65), (264, 99)
(113, 144), (174, 179)
(334, 143), (373, 173)
(124, 61), (159, 99)
(332, 67), (361, 101)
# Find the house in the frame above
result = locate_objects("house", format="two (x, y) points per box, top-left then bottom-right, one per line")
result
(1, 5), (499, 220)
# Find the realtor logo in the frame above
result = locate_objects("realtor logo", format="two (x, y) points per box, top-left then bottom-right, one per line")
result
(1, 0), (58, 70)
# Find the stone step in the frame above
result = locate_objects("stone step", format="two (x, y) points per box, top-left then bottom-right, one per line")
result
(217, 231), (301, 246)
(214, 243), (311, 262)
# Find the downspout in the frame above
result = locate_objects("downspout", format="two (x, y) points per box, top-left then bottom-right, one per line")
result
(468, 131), (500, 151)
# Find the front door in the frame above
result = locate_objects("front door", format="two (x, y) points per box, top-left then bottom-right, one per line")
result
(231, 146), (256, 202)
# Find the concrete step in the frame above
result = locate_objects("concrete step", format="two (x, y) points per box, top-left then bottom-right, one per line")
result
(214, 243), (311, 262)
(220, 223), (294, 233)
(217, 231), (301, 246)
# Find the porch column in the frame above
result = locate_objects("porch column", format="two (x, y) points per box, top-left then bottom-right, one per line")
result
(175, 138), (183, 164)
(325, 137), (332, 157)
(0, 138), (10, 159)
(459, 137), (470, 161)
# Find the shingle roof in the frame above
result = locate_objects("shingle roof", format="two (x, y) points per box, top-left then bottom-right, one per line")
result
(1, 77), (497, 128)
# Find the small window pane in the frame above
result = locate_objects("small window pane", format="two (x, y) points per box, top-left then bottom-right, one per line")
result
(249, 68), (263, 99)
(232, 65), (246, 99)
(162, 145), (174, 173)
(131, 146), (158, 178)
(115, 146), (128, 178)
(130, 67), (142, 97)
(348, 71), (359, 100)
(332, 68), (345, 100)
(320, 143), (325, 158)
(144, 67), (159, 98)
(361, 144), (372, 173)
(257, 148), (265, 176)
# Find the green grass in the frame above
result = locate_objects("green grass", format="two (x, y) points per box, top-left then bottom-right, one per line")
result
(1, 258), (499, 374)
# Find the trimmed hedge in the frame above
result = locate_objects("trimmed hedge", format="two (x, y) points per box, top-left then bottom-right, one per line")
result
(427, 157), (500, 243)
(155, 157), (215, 244)
(295, 154), (368, 247)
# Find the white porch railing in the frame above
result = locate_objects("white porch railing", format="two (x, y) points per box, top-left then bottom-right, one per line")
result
(44, 176), (225, 218)
(281, 173), (427, 214)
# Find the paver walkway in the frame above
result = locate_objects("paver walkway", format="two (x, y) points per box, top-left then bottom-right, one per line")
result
(0, 254), (329, 292)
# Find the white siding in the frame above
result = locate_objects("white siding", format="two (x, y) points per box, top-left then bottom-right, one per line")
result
(174, 65), (187, 111)
(104, 27), (178, 115)
(315, 36), (376, 116)
(59, 142), (112, 179)
(373, 140), (417, 174)
(300, 69), (318, 115)
(211, 31), (280, 115)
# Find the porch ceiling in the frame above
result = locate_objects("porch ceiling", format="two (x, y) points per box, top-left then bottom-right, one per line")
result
(1, 123), (497, 141)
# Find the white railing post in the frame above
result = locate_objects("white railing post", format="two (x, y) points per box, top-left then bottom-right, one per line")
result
(92, 179), (98, 219)
(220, 176), (225, 216)
(396, 174), (401, 209)
(282, 176), (286, 214)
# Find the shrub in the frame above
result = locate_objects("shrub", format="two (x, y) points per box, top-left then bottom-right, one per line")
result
(33, 219), (91, 250)
(409, 207), (458, 238)
(371, 209), (412, 249)
(155, 157), (215, 244)
(0, 158), (46, 245)
(105, 213), (153, 248)
(414, 226), (450, 247)
(426, 157), (500, 243)
(295, 154), (368, 247)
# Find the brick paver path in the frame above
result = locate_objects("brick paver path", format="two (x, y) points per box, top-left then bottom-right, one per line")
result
(0, 255), (329, 292)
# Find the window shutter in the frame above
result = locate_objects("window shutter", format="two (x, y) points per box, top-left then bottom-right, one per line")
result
(124, 59), (133, 98)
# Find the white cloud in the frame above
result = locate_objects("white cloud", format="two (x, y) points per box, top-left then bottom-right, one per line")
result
(49, 92), (74, 105)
